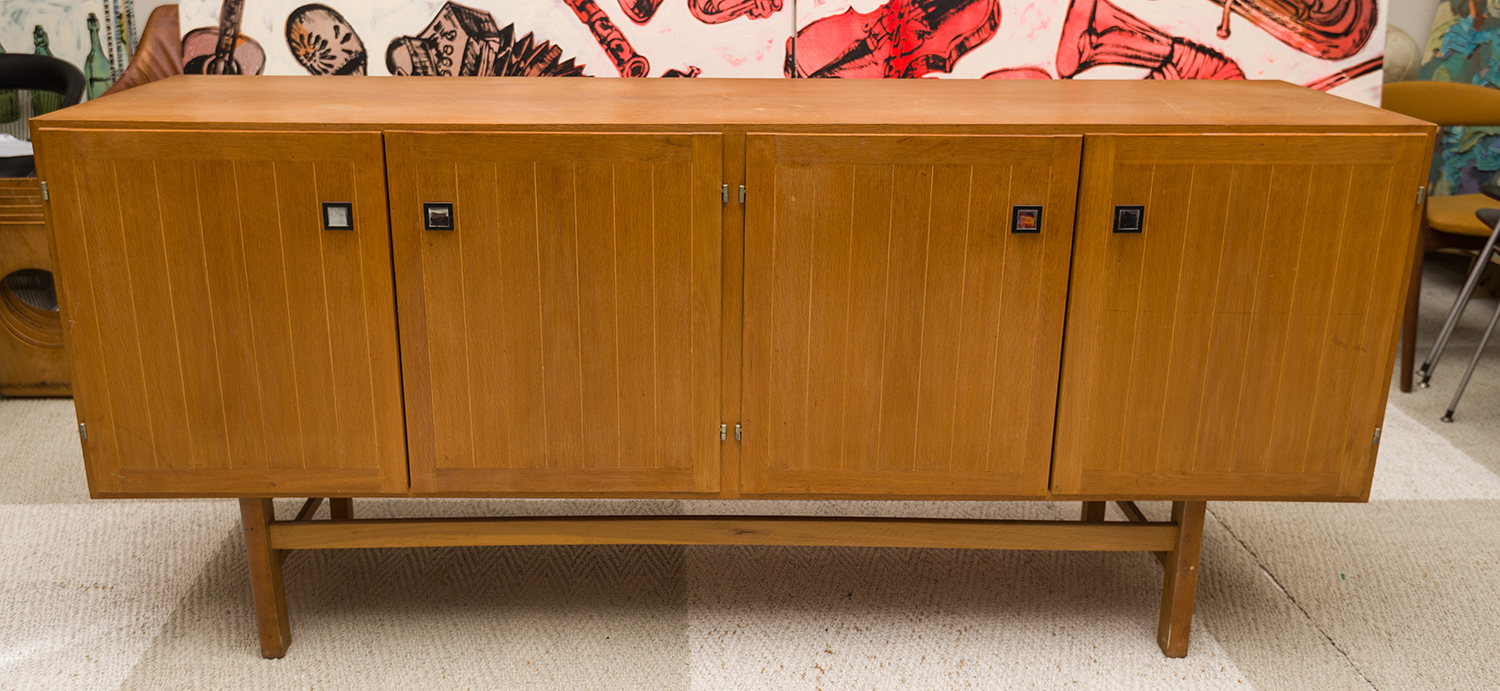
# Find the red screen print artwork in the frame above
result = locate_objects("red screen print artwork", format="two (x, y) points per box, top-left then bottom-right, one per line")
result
(619, 0), (784, 25)
(565, 0), (652, 76)
(791, 0), (1378, 86)
(1054, 0), (1245, 80)
(1051, 0), (1381, 83)
(1206, 0), (1377, 59)
(788, 0), (1002, 78)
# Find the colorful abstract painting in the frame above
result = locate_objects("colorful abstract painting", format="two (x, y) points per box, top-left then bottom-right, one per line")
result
(1420, 0), (1500, 195)
(792, 0), (1382, 102)
(178, 0), (1384, 103)
(179, 0), (793, 77)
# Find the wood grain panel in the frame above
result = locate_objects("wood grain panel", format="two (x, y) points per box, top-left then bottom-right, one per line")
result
(0, 179), (71, 396)
(36, 77), (1432, 135)
(37, 129), (406, 497)
(268, 515), (1179, 552)
(1053, 134), (1429, 499)
(742, 134), (1081, 496)
(386, 132), (722, 494)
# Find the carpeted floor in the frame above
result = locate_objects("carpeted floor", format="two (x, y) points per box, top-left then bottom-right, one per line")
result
(2, 253), (1497, 690)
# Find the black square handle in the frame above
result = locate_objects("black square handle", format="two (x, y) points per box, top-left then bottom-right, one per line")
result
(424, 202), (455, 231)
(1113, 205), (1144, 234)
(1011, 205), (1042, 233)
(322, 202), (353, 231)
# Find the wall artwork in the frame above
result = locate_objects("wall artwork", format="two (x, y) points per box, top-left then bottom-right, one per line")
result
(1419, 0), (1500, 195)
(178, 0), (1384, 103)
(0, 1), (137, 111)
(0, 0), (136, 141)
(181, 0), (794, 77)
(791, 0), (1382, 99)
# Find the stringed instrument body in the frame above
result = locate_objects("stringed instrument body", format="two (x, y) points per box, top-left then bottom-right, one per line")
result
(1209, 0), (1376, 60)
(182, 0), (266, 75)
(788, 0), (1001, 79)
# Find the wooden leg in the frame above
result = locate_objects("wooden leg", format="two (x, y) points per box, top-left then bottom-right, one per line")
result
(329, 497), (354, 520)
(1401, 229), (1426, 392)
(240, 498), (291, 659)
(1157, 500), (1206, 658)
(1080, 501), (1106, 522)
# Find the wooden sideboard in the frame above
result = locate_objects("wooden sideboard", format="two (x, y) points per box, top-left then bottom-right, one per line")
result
(32, 76), (1434, 659)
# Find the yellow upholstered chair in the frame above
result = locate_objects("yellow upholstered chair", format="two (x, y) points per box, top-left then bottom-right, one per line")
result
(1381, 81), (1500, 392)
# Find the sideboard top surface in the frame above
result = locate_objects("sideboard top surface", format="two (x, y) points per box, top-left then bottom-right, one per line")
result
(33, 76), (1429, 134)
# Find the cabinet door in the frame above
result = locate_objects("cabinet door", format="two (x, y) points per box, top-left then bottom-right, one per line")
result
(386, 132), (722, 494)
(37, 129), (406, 497)
(1052, 134), (1429, 500)
(742, 134), (1081, 497)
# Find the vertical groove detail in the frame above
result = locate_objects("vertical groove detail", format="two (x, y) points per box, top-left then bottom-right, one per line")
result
(907, 166), (936, 471)
(981, 166), (1016, 471)
(111, 162), (159, 469)
(456, 162), (476, 469)
(872, 164), (896, 472)
(571, 163), (587, 466)
(945, 166), (976, 472)
(270, 162), (309, 470)
(650, 165), (659, 470)
(835, 166), (858, 470)
(195, 159), (232, 467)
(312, 162), (344, 469)
(531, 162), (550, 469)
(1294, 168), (1355, 472)
(611, 164), (623, 469)
(1108, 164), (1157, 473)
(231, 162), (271, 471)
(150, 161), (197, 470)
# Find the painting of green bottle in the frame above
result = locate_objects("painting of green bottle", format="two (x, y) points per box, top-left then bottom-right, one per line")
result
(84, 14), (111, 100)
(30, 25), (62, 116)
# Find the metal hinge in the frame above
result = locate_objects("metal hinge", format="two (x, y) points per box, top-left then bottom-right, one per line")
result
(734, 423), (742, 441)
(738, 185), (746, 204)
(720, 423), (727, 441)
(1416, 186), (1425, 206)
(78, 422), (86, 440)
(721, 184), (729, 203)
(1372, 427), (1382, 445)
(39, 181), (48, 201)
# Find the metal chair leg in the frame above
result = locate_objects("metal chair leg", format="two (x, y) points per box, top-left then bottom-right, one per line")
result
(1441, 290), (1500, 422)
(1418, 216), (1500, 388)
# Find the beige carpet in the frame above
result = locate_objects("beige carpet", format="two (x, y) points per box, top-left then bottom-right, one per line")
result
(2, 254), (1498, 690)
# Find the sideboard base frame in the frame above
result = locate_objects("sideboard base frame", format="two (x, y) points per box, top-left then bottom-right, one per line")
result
(239, 498), (1208, 660)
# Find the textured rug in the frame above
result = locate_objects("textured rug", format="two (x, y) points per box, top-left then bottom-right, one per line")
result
(2, 254), (1497, 690)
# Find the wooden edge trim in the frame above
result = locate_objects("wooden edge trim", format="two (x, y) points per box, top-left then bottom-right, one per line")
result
(266, 515), (1180, 552)
(293, 498), (325, 522)
(1116, 501), (1170, 566)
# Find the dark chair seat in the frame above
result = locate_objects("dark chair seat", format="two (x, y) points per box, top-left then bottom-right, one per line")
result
(0, 53), (82, 180)
(0, 156), (34, 178)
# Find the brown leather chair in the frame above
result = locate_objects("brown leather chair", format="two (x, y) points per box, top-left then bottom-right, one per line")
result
(99, 4), (182, 97)
(1382, 81), (1500, 392)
